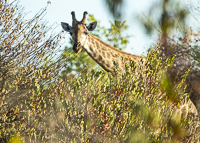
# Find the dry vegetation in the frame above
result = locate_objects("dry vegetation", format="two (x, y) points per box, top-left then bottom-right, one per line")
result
(0, 0), (200, 143)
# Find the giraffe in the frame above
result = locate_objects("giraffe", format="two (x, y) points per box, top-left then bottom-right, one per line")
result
(61, 11), (142, 75)
(61, 11), (199, 140)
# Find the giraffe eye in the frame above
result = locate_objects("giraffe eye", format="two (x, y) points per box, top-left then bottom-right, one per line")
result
(84, 31), (88, 35)
(69, 32), (72, 36)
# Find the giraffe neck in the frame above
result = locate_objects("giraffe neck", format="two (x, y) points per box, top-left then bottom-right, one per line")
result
(82, 34), (141, 74)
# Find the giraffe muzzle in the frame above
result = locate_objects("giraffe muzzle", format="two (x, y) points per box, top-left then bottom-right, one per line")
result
(73, 42), (82, 53)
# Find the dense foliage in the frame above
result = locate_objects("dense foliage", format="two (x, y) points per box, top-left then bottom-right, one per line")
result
(0, 0), (199, 143)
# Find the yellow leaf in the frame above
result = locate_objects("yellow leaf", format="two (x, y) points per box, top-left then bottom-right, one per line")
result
(19, 124), (21, 129)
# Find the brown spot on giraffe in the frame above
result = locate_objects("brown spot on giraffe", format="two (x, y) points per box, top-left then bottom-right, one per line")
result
(96, 40), (100, 48)
(106, 60), (112, 68)
(98, 49), (102, 54)
(89, 46), (94, 52)
(93, 52), (97, 58)
(102, 51), (106, 58)
(98, 55), (103, 62)
(101, 46), (107, 51)
(107, 52), (110, 59)
(111, 52), (118, 58)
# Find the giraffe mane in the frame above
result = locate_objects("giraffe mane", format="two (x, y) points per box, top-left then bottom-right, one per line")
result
(88, 34), (143, 58)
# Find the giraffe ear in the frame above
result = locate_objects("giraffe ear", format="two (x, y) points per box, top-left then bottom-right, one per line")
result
(61, 22), (72, 32)
(87, 22), (97, 31)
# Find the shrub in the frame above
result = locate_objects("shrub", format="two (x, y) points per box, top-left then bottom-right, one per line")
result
(0, 0), (65, 142)
(2, 45), (198, 142)
(0, 0), (198, 142)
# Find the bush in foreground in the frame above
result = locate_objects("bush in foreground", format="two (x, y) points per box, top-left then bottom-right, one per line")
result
(2, 45), (199, 142)
(0, 1), (199, 142)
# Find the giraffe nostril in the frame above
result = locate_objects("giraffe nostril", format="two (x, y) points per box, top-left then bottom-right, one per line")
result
(77, 42), (81, 47)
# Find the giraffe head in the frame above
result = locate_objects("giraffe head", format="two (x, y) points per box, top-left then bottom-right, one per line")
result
(61, 11), (97, 53)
